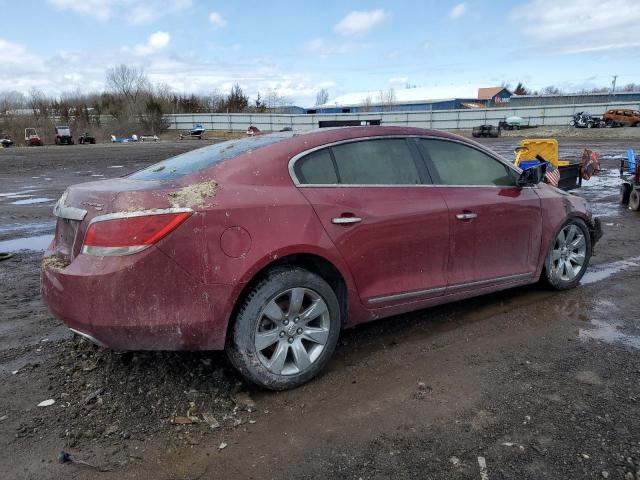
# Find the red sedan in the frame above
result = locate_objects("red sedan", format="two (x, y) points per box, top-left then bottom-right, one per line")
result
(42, 127), (601, 389)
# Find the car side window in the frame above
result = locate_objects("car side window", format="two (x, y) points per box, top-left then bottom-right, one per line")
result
(294, 148), (338, 184)
(330, 138), (422, 185)
(419, 138), (514, 186)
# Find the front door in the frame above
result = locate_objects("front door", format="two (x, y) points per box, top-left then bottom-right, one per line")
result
(417, 138), (541, 289)
(292, 137), (450, 305)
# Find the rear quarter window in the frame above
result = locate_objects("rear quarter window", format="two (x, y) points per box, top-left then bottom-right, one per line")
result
(129, 134), (289, 181)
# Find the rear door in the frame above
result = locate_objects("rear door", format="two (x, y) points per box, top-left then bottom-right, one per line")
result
(293, 137), (450, 306)
(417, 138), (541, 290)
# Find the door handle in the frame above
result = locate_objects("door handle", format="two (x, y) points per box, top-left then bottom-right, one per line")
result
(455, 212), (478, 220)
(332, 216), (362, 225)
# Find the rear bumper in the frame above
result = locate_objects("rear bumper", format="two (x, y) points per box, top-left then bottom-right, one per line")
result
(41, 247), (234, 351)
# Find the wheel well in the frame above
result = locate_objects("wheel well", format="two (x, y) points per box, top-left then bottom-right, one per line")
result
(226, 253), (349, 344)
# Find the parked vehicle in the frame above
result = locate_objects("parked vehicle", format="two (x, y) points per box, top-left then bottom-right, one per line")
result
(1, 134), (13, 148)
(41, 127), (602, 390)
(78, 132), (96, 144)
(139, 134), (159, 142)
(569, 112), (605, 129)
(24, 128), (43, 146)
(603, 109), (640, 127)
(499, 116), (529, 130)
(110, 134), (138, 143)
(180, 124), (205, 140)
(54, 125), (74, 145)
(471, 124), (500, 138)
(620, 148), (640, 211)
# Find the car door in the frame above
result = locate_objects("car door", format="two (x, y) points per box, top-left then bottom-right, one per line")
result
(292, 137), (450, 306)
(417, 138), (542, 291)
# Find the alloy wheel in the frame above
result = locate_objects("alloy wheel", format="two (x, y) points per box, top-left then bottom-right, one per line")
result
(254, 287), (331, 375)
(549, 224), (587, 282)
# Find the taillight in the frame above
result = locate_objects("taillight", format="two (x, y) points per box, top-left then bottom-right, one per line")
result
(82, 209), (192, 256)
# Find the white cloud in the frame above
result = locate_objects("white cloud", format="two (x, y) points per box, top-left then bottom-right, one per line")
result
(46, 0), (193, 24)
(389, 77), (408, 85)
(47, 0), (113, 20)
(334, 9), (390, 36)
(449, 3), (467, 19)
(209, 11), (227, 28)
(131, 31), (171, 56)
(302, 37), (370, 58)
(512, 0), (640, 51)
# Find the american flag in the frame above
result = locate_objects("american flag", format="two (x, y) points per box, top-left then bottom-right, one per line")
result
(545, 164), (560, 187)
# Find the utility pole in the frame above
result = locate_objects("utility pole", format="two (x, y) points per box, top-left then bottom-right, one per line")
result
(611, 75), (618, 93)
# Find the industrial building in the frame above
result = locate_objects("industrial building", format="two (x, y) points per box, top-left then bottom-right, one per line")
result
(303, 86), (640, 114)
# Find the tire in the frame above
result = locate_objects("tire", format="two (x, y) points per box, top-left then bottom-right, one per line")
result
(542, 218), (592, 290)
(620, 183), (632, 204)
(587, 122), (593, 129)
(630, 189), (640, 211)
(472, 126), (482, 138)
(227, 267), (341, 390)
(90, 139), (95, 144)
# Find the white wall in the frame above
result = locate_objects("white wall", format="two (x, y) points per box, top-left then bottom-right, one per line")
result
(166, 102), (640, 132)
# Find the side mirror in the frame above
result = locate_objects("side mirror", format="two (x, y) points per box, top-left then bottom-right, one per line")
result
(517, 162), (547, 187)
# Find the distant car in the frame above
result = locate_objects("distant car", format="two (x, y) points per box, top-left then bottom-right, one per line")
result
(603, 109), (640, 127)
(25, 128), (43, 146)
(42, 127), (601, 390)
(55, 125), (74, 145)
(78, 132), (96, 144)
(1, 134), (13, 148)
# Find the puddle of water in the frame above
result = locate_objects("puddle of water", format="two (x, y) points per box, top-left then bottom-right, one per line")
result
(0, 234), (53, 252)
(0, 221), (55, 236)
(581, 256), (640, 285)
(0, 189), (38, 197)
(579, 320), (640, 350)
(10, 197), (53, 205)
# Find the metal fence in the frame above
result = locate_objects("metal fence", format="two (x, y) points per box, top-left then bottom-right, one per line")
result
(166, 101), (640, 133)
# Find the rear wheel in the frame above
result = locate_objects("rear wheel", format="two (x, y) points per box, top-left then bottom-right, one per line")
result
(227, 267), (341, 390)
(542, 219), (591, 290)
(630, 190), (640, 211)
(620, 183), (632, 204)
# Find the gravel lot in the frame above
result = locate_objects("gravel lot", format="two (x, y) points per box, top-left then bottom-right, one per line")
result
(1, 132), (639, 479)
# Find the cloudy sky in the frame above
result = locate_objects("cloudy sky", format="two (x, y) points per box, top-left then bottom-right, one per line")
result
(1, 0), (639, 106)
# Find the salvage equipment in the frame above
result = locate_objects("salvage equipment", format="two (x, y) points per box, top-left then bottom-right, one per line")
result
(513, 138), (598, 191)
(620, 149), (640, 211)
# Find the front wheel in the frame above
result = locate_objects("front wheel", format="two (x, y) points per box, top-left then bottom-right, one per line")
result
(227, 267), (341, 390)
(542, 219), (591, 290)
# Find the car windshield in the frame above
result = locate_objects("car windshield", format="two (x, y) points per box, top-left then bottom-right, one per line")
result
(129, 133), (290, 181)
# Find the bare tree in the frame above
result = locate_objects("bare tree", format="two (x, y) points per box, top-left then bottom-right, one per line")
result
(0, 90), (26, 114)
(315, 88), (329, 106)
(105, 64), (149, 112)
(265, 88), (291, 112)
(360, 96), (373, 112)
(378, 88), (396, 111)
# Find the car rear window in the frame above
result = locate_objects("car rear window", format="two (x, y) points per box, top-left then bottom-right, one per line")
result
(295, 148), (338, 184)
(129, 134), (289, 181)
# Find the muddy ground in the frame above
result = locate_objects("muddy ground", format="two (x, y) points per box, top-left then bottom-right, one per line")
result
(1, 133), (640, 480)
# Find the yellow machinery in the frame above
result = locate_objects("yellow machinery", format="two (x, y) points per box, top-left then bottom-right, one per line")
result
(513, 138), (582, 190)
(513, 139), (571, 168)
